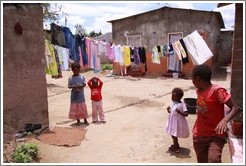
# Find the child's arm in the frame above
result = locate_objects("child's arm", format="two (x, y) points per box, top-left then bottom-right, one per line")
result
(68, 81), (86, 90)
(215, 97), (240, 134)
(87, 78), (93, 88)
(97, 78), (103, 87)
(81, 76), (86, 88)
(175, 103), (188, 116)
(68, 85), (76, 89)
(68, 83), (85, 89)
(77, 83), (86, 88)
(68, 78), (74, 89)
(176, 109), (188, 117)
(167, 106), (171, 113)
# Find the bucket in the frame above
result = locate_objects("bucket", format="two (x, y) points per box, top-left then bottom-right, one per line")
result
(184, 98), (197, 114)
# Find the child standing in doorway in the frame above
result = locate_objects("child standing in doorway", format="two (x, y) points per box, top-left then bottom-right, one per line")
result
(165, 87), (190, 152)
(68, 62), (89, 125)
(87, 77), (106, 123)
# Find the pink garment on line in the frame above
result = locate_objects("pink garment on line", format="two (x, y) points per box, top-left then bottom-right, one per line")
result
(106, 43), (115, 61)
(86, 37), (92, 68)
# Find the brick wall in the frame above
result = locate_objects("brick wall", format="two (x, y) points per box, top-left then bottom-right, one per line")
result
(230, 3), (243, 107)
(3, 4), (49, 133)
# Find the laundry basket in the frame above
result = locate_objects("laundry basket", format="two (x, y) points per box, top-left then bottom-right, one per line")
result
(184, 98), (197, 114)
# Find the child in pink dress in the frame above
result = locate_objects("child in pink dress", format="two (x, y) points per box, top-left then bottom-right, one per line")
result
(165, 87), (190, 152)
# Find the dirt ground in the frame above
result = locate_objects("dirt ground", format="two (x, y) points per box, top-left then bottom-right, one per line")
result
(29, 69), (232, 164)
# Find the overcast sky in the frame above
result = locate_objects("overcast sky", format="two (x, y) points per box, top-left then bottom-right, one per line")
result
(43, 1), (236, 34)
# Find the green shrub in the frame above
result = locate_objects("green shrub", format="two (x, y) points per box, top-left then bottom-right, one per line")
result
(101, 63), (113, 71)
(11, 143), (39, 163)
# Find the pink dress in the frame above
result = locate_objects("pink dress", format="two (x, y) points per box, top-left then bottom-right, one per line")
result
(165, 101), (190, 138)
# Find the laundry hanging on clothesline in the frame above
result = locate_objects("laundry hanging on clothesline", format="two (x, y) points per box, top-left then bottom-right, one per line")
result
(110, 44), (146, 66)
(45, 39), (70, 78)
(151, 30), (213, 66)
(45, 39), (59, 77)
(50, 23), (110, 73)
(107, 44), (147, 75)
(49, 23), (148, 76)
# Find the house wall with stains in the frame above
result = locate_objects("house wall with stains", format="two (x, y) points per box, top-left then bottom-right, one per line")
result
(3, 4), (49, 134)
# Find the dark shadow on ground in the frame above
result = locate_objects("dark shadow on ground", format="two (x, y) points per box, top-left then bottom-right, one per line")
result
(56, 120), (75, 125)
(70, 122), (90, 128)
(55, 120), (89, 129)
(166, 147), (191, 158)
(47, 83), (63, 88)
(91, 121), (106, 125)
(104, 85), (197, 114)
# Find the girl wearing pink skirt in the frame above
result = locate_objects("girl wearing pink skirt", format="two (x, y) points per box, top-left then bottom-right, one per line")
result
(68, 62), (89, 125)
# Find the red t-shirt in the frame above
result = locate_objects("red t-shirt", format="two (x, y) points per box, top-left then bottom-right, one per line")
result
(193, 84), (231, 138)
(87, 79), (103, 101)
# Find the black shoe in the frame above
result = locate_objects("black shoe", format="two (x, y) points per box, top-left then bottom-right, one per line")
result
(84, 121), (89, 125)
(24, 123), (42, 132)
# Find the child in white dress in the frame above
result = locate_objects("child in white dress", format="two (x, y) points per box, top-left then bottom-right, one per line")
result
(165, 87), (190, 152)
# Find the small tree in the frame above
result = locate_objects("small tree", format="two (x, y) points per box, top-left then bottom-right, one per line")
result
(89, 30), (96, 37)
(98, 30), (102, 36)
(41, 3), (68, 26)
(75, 24), (87, 36)
(89, 30), (103, 37)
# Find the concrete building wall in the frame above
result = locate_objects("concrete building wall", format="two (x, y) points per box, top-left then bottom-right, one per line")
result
(230, 3), (243, 107)
(219, 31), (233, 66)
(3, 4), (49, 133)
(110, 7), (224, 77)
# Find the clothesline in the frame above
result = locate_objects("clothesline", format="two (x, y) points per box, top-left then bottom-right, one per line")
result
(152, 30), (213, 67)
(48, 23), (213, 78)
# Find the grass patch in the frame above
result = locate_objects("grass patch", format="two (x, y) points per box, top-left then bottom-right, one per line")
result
(101, 63), (113, 71)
